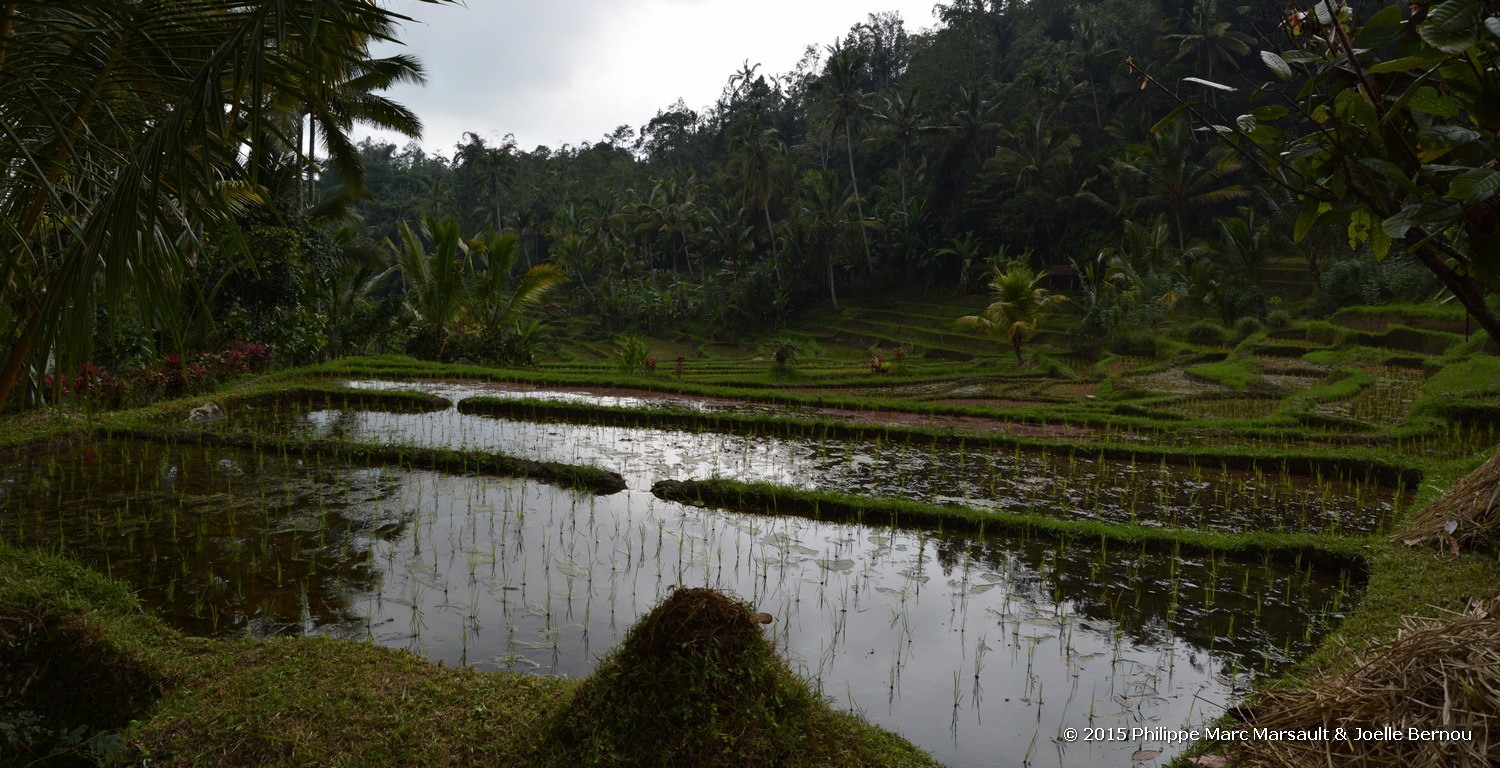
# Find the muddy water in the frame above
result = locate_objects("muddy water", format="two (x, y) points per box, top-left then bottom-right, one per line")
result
(0, 439), (1358, 768)
(243, 380), (1398, 535)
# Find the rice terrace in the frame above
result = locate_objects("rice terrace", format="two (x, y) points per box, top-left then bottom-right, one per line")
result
(3, 1), (1500, 767)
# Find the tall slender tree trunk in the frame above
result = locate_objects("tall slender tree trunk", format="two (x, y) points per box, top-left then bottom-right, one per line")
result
(845, 121), (872, 273)
(763, 204), (781, 289)
(827, 255), (839, 310)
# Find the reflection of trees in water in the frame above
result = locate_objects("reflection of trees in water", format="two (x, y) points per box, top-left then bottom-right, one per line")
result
(931, 531), (1353, 675)
(0, 440), (410, 638)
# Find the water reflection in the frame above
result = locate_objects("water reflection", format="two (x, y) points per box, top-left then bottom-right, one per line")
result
(1, 440), (1358, 768)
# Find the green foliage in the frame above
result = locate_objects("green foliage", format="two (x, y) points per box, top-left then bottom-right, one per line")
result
(393, 215), (567, 362)
(1108, 328), (1158, 357)
(1162, 0), (1500, 342)
(1188, 357), (1258, 389)
(956, 261), (1068, 364)
(0, 0), (450, 411)
(765, 335), (803, 375)
(1309, 253), (1438, 317)
(1232, 316), (1266, 339)
(1185, 319), (1227, 345)
(614, 334), (654, 376)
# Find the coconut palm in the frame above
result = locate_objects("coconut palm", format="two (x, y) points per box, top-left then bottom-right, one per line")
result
(729, 120), (788, 286)
(465, 231), (569, 332)
(1112, 119), (1249, 254)
(0, 0), (448, 410)
(957, 262), (1069, 365)
(814, 44), (874, 272)
(392, 215), (470, 359)
(394, 215), (568, 360)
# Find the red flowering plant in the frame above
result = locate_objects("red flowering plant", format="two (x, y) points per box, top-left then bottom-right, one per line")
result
(866, 356), (893, 375)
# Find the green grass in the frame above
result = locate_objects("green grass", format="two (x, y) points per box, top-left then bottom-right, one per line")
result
(0, 545), (934, 768)
(4, 295), (1499, 767)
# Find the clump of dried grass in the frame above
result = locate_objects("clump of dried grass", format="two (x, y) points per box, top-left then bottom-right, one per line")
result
(1401, 449), (1500, 553)
(1232, 600), (1499, 768)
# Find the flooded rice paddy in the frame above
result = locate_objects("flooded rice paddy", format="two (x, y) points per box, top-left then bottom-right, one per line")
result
(0, 438), (1359, 768)
(252, 380), (1400, 535)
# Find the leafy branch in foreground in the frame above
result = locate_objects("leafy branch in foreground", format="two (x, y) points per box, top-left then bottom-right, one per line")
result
(1133, 0), (1500, 343)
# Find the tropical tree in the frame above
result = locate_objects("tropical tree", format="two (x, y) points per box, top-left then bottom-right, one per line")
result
(465, 231), (569, 332)
(957, 260), (1069, 365)
(1112, 118), (1249, 253)
(1136, 0), (1500, 342)
(730, 121), (789, 285)
(815, 44), (875, 271)
(0, 0), (450, 411)
(393, 215), (470, 358)
(1162, 0), (1252, 82)
(393, 216), (566, 360)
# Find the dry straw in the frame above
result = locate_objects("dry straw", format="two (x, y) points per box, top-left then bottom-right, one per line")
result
(1231, 599), (1499, 768)
(1402, 449), (1500, 553)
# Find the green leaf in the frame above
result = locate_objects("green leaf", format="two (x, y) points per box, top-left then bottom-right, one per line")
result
(1359, 158), (1421, 195)
(1420, 0), (1483, 54)
(1348, 209), (1373, 250)
(1445, 168), (1500, 203)
(1407, 86), (1461, 117)
(1260, 50), (1293, 80)
(1356, 5), (1405, 47)
(1252, 105), (1290, 121)
(1236, 114), (1258, 132)
(1371, 218), (1393, 260)
(1383, 207), (1415, 239)
(1417, 124), (1481, 161)
(1367, 56), (1442, 74)
(1281, 50), (1324, 65)
(1150, 102), (1192, 135)
(1181, 76), (1237, 92)
(1294, 203), (1320, 243)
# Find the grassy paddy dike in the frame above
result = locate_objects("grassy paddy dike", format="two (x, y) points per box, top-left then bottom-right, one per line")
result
(3, 297), (1499, 766)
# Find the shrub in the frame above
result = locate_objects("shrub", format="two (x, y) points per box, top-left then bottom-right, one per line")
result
(1233, 316), (1265, 338)
(1267, 309), (1293, 329)
(614, 334), (652, 376)
(765, 336), (802, 376)
(1184, 320), (1226, 346)
(1108, 328), (1157, 357)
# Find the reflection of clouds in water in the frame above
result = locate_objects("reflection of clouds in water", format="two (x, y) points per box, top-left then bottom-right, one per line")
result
(282, 381), (1392, 536)
(0, 441), (1358, 768)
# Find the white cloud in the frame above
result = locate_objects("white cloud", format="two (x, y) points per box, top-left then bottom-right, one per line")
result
(360, 0), (937, 154)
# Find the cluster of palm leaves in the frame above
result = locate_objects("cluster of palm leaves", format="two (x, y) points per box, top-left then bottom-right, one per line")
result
(392, 214), (568, 361)
(0, 0), (447, 410)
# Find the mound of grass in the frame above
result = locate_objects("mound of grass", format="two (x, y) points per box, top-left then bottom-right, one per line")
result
(1, 547), (183, 766)
(536, 587), (933, 767)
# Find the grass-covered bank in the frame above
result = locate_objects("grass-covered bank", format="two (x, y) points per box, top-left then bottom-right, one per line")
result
(0, 546), (936, 767)
(4, 341), (1499, 767)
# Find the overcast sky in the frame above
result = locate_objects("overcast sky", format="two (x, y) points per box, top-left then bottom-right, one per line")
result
(361, 0), (938, 157)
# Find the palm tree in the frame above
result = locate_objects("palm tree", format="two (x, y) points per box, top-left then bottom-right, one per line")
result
(392, 215), (470, 359)
(1066, 19), (1120, 126)
(465, 231), (569, 332)
(729, 120), (788, 286)
(815, 44), (874, 272)
(0, 0), (449, 410)
(1112, 119), (1249, 253)
(792, 169), (863, 309)
(393, 216), (567, 360)
(1163, 0), (1253, 82)
(874, 86), (930, 213)
(957, 262), (1069, 365)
